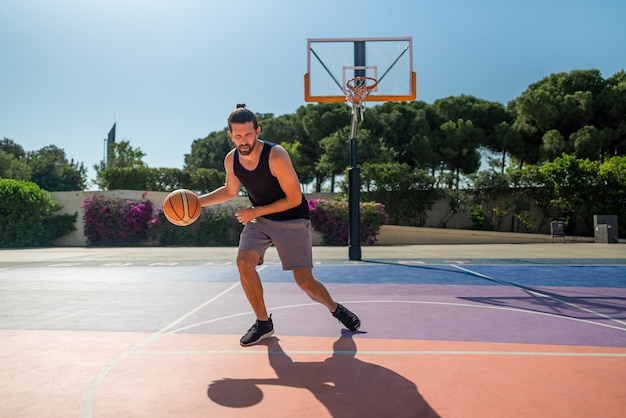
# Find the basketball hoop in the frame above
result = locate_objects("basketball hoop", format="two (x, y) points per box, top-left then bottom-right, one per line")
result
(305, 37), (415, 261)
(345, 76), (378, 104)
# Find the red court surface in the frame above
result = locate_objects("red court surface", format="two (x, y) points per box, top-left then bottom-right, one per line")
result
(1, 244), (625, 418)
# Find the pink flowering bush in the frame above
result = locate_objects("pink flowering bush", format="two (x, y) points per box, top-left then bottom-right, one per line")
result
(82, 193), (154, 246)
(308, 199), (388, 245)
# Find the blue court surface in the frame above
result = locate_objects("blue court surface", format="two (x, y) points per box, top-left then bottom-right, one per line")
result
(259, 261), (626, 287)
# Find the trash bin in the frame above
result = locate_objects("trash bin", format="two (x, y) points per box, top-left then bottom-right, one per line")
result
(595, 224), (609, 243)
(593, 215), (619, 243)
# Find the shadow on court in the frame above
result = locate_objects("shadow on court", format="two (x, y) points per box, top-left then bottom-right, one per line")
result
(207, 329), (440, 418)
(458, 294), (626, 322)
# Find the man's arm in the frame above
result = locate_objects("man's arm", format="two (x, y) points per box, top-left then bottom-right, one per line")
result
(197, 151), (241, 207)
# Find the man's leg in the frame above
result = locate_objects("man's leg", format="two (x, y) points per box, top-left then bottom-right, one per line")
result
(292, 268), (337, 311)
(293, 269), (360, 331)
(237, 249), (274, 346)
(236, 249), (269, 320)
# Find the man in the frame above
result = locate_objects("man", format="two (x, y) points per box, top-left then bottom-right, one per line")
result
(198, 104), (360, 346)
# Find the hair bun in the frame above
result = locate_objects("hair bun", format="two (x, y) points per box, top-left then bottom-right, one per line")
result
(236, 103), (246, 109)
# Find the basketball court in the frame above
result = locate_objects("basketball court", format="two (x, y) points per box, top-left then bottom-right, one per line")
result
(3, 38), (625, 418)
(1, 244), (625, 418)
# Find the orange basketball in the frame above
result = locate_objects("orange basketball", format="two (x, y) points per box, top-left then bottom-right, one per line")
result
(162, 189), (201, 226)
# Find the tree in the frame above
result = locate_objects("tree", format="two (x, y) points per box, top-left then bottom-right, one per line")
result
(359, 161), (438, 226)
(0, 139), (30, 179)
(315, 126), (390, 192)
(489, 121), (521, 172)
(407, 108), (439, 171)
(101, 140), (146, 169)
(261, 113), (313, 185)
(508, 115), (542, 168)
(26, 145), (87, 191)
(570, 125), (606, 160)
(362, 101), (436, 169)
(435, 96), (510, 130)
(279, 140), (308, 186)
(1, 139), (86, 191)
(260, 113), (304, 144)
(438, 119), (483, 187)
(0, 150), (31, 180)
(1, 138), (26, 158)
(541, 129), (566, 160)
(316, 127), (350, 190)
(434, 95), (512, 173)
(596, 155), (626, 237)
(94, 141), (147, 189)
(510, 69), (607, 165)
(185, 129), (232, 171)
(465, 169), (514, 230)
(538, 154), (601, 233)
(595, 70), (626, 157)
(295, 103), (351, 191)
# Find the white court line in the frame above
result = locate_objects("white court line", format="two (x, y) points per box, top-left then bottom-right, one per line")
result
(450, 264), (626, 328)
(166, 302), (319, 334)
(78, 269), (251, 418)
(133, 349), (626, 358)
(50, 263), (84, 267)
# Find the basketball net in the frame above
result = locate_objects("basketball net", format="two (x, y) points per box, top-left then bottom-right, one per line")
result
(345, 76), (378, 107)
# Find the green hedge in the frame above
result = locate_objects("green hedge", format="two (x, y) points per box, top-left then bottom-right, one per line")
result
(98, 167), (225, 193)
(0, 179), (76, 247)
(148, 206), (243, 246)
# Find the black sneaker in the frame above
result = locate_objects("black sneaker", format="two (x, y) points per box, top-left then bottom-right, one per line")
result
(240, 315), (274, 347)
(332, 304), (360, 331)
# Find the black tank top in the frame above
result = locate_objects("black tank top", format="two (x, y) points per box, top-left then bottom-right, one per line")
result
(233, 141), (310, 220)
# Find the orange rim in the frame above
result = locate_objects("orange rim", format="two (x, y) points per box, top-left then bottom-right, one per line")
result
(346, 76), (378, 93)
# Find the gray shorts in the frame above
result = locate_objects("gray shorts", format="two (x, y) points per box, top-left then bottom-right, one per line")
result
(239, 217), (313, 270)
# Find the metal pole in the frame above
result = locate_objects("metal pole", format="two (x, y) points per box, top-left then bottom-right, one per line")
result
(348, 103), (361, 261)
(348, 40), (366, 261)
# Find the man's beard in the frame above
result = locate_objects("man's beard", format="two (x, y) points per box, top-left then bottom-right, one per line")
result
(238, 140), (256, 156)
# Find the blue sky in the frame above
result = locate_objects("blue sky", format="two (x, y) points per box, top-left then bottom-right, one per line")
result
(1, 0), (624, 188)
